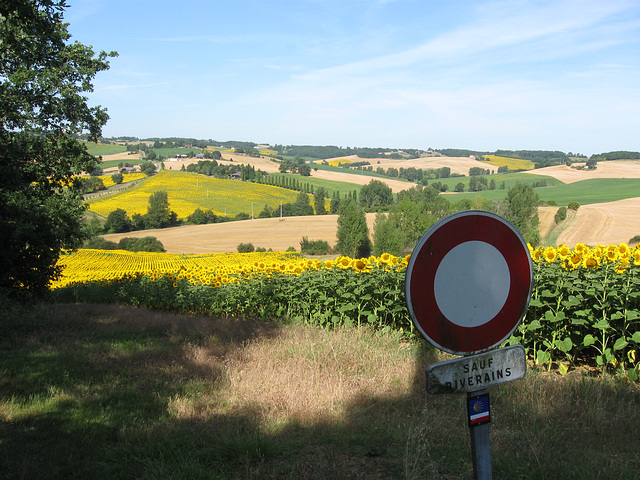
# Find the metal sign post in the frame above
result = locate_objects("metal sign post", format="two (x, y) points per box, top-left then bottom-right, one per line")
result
(405, 211), (533, 480)
(468, 390), (491, 479)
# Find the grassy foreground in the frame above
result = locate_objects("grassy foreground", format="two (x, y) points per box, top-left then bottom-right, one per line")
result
(1, 303), (639, 479)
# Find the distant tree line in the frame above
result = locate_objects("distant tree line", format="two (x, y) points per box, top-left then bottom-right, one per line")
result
(270, 145), (425, 160)
(589, 151), (640, 161)
(185, 160), (267, 181)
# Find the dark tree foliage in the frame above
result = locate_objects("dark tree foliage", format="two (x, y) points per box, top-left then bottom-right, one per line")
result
(0, 0), (116, 299)
(359, 179), (394, 210)
(589, 151), (640, 161)
(504, 183), (541, 246)
(335, 198), (371, 258)
(494, 150), (569, 167)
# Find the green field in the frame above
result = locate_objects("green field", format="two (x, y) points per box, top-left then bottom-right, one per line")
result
(85, 142), (127, 156)
(99, 158), (144, 169)
(269, 172), (368, 198)
(445, 176), (640, 206)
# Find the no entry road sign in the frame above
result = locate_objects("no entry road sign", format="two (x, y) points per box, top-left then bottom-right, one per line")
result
(405, 211), (533, 355)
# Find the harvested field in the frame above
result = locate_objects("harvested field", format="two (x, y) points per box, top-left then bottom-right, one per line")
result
(322, 154), (490, 176)
(553, 197), (640, 247)
(100, 152), (141, 162)
(523, 160), (640, 184)
(103, 213), (378, 254)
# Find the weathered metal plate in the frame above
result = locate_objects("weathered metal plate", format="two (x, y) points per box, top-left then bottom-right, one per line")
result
(426, 345), (526, 394)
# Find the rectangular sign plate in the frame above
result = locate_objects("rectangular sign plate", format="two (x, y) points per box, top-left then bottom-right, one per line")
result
(426, 345), (526, 394)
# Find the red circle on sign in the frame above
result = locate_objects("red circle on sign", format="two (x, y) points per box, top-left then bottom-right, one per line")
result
(405, 211), (533, 355)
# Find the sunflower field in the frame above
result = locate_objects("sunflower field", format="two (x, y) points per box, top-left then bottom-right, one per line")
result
(86, 170), (299, 219)
(52, 244), (640, 381)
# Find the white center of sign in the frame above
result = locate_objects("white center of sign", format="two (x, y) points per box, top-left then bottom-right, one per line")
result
(434, 241), (510, 328)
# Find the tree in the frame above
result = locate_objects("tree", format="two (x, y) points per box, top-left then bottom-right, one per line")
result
(111, 172), (124, 185)
(372, 212), (403, 256)
(504, 183), (541, 246)
(359, 179), (394, 209)
(293, 192), (314, 216)
(144, 191), (177, 229)
(0, 0), (116, 298)
(313, 187), (328, 215)
(104, 208), (131, 233)
(335, 198), (371, 258)
(298, 163), (312, 176)
(140, 161), (157, 176)
(585, 158), (597, 170)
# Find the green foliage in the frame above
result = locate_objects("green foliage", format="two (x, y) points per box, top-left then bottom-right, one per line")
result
(111, 172), (124, 184)
(237, 242), (255, 253)
(293, 191), (314, 216)
(590, 151), (640, 161)
(504, 183), (541, 246)
(186, 207), (217, 225)
(494, 149), (570, 167)
(508, 261), (640, 381)
(555, 206), (567, 224)
(104, 208), (132, 233)
(299, 237), (331, 255)
(372, 213), (403, 256)
(568, 201), (580, 211)
(313, 187), (328, 215)
(83, 236), (118, 249)
(117, 236), (165, 252)
(335, 199), (371, 258)
(0, 0), (116, 299)
(145, 191), (178, 229)
(77, 176), (106, 193)
(359, 179), (394, 209)
(139, 161), (157, 176)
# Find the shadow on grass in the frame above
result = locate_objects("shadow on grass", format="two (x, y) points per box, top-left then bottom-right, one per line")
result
(1, 303), (639, 479)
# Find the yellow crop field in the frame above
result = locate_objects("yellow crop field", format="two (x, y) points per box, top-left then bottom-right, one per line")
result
(51, 249), (409, 290)
(86, 170), (299, 219)
(315, 158), (353, 167)
(484, 155), (535, 170)
(259, 149), (279, 156)
(99, 172), (147, 187)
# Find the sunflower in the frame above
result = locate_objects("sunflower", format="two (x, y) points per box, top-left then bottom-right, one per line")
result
(574, 243), (588, 254)
(583, 255), (600, 269)
(615, 258), (630, 274)
(618, 243), (631, 259)
(353, 259), (368, 272)
(566, 253), (583, 270)
(556, 244), (571, 258)
(543, 247), (557, 263)
(531, 248), (542, 263)
(605, 246), (619, 263)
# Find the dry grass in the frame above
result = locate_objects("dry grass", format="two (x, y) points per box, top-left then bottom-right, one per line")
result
(3, 303), (639, 479)
(170, 325), (422, 429)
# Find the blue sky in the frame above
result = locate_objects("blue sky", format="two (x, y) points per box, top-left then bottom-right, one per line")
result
(66, 0), (639, 155)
